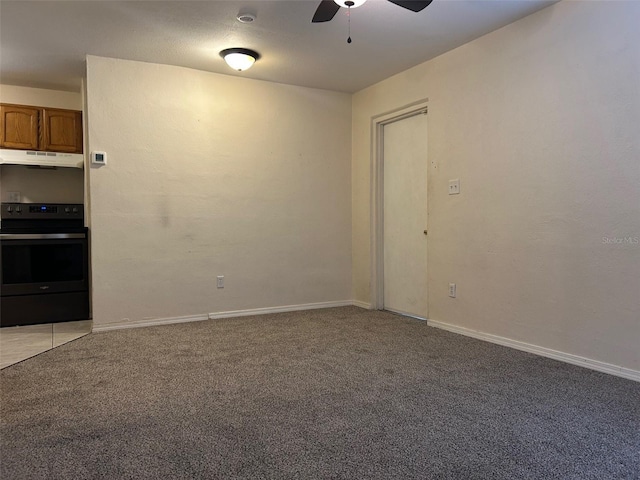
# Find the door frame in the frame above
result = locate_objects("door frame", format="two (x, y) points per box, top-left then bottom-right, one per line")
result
(370, 98), (429, 312)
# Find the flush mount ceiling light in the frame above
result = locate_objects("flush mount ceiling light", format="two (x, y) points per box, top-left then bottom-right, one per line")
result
(219, 48), (261, 71)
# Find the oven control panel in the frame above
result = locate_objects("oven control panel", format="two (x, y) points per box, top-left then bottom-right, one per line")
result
(1, 203), (84, 220)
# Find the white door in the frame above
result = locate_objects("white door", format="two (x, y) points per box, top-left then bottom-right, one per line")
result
(383, 112), (428, 319)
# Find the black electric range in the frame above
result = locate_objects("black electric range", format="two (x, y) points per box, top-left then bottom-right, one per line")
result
(0, 203), (90, 327)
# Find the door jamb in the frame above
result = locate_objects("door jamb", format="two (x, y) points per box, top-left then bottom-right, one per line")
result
(369, 99), (429, 311)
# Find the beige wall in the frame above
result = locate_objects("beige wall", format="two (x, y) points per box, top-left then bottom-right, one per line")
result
(0, 85), (84, 203)
(86, 56), (352, 327)
(352, 1), (640, 371)
(0, 84), (82, 110)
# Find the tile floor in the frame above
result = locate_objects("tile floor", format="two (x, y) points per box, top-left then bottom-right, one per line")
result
(0, 320), (92, 369)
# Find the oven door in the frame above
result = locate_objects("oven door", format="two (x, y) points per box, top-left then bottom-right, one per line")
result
(0, 232), (89, 296)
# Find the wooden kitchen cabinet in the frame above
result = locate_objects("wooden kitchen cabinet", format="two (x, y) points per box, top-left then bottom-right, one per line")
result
(41, 108), (83, 153)
(0, 104), (40, 150)
(0, 104), (83, 153)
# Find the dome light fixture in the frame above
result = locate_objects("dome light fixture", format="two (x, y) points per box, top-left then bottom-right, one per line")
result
(334, 0), (367, 7)
(219, 48), (261, 72)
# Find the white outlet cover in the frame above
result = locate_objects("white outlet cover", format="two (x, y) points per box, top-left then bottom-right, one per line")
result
(448, 179), (460, 195)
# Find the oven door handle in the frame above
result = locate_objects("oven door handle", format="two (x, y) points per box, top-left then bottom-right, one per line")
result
(0, 233), (86, 240)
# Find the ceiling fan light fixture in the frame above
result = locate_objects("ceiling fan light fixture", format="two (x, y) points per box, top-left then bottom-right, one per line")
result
(334, 0), (367, 8)
(220, 48), (260, 71)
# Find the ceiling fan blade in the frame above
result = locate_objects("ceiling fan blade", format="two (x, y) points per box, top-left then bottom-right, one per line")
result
(386, 0), (434, 13)
(312, 0), (341, 23)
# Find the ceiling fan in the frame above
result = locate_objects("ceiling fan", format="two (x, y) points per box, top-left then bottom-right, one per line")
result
(312, 0), (433, 23)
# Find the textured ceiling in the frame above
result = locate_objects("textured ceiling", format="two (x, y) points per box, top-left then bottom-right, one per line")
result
(0, 0), (557, 93)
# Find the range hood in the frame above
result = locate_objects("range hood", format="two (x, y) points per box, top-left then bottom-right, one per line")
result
(0, 149), (84, 169)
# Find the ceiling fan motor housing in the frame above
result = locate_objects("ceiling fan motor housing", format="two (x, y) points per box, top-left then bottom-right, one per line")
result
(313, 0), (433, 23)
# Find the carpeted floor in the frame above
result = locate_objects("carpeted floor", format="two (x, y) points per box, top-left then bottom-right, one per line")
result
(1, 306), (638, 479)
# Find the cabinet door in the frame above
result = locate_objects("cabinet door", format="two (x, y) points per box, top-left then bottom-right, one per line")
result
(0, 105), (40, 150)
(41, 108), (83, 153)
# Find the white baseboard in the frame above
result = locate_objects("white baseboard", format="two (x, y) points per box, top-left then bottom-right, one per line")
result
(351, 300), (372, 310)
(209, 300), (355, 320)
(93, 314), (209, 332)
(93, 301), (361, 332)
(385, 307), (426, 321)
(427, 319), (640, 383)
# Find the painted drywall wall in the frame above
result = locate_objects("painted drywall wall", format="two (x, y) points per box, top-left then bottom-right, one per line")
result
(0, 85), (84, 203)
(352, 0), (640, 371)
(0, 84), (82, 110)
(86, 56), (352, 326)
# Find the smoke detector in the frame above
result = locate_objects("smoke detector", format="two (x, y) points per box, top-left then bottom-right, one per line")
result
(236, 12), (256, 23)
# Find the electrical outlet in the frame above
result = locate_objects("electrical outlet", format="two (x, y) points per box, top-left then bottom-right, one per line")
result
(448, 179), (460, 195)
(448, 283), (457, 298)
(217, 276), (224, 289)
(8, 191), (21, 202)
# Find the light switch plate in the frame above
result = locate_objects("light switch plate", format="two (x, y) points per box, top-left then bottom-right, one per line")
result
(8, 191), (21, 202)
(448, 179), (460, 195)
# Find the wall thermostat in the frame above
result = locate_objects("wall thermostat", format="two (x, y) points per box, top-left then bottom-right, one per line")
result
(91, 151), (107, 166)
